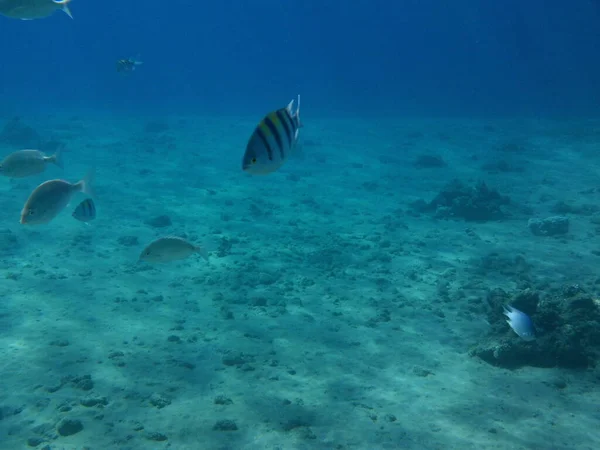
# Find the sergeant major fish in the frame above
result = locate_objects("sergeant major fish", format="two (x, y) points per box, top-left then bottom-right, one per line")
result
(0, 0), (73, 20)
(242, 95), (301, 175)
(72, 198), (96, 222)
(139, 236), (209, 264)
(503, 305), (536, 341)
(20, 170), (94, 225)
(0, 149), (63, 178)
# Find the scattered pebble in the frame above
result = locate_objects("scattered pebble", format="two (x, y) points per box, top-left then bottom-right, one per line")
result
(214, 395), (233, 405)
(80, 396), (109, 407)
(149, 393), (171, 409)
(146, 431), (168, 441)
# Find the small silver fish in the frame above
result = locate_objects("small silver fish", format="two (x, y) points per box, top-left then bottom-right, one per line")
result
(20, 170), (94, 225)
(139, 236), (209, 264)
(242, 95), (301, 175)
(0, 0), (73, 20)
(0, 149), (63, 178)
(503, 305), (536, 341)
(116, 57), (143, 73)
(72, 198), (96, 222)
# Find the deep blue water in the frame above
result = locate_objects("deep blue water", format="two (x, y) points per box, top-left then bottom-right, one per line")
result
(1, 1), (600, 115)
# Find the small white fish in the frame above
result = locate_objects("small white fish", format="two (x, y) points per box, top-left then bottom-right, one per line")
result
(139, 236), (210, 264)
(20, 170), (94, 225)
(0, 0), (73, 20)
(242, 95), (301, 175)
(503, 305), (536, 341)
(0, 148), (63, 178)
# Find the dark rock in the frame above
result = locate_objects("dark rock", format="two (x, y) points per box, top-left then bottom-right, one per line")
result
(413, 154), (446, 168)
(213, 420), (238, 431)
(149, 393), (171, 409)
(80, 396), (108, 407)
(27, 437), (44, 447)
(481, 160), (523, 173)
(222, 352), (251, 367)
(146, 431), (168, 441)
(144, 215), (172, 228)
(528, 216), (569, 236)
(57, 419), (83, 436)
(214, 395), (233, 405)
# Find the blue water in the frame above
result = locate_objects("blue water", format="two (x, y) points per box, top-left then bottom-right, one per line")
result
(1, 1), (599, 115)
(1, 2), (600, 450)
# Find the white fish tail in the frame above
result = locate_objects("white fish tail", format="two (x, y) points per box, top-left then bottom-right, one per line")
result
(196, 239), (218, 262)
(79, 169), (95, 198)
(54, 0), (73, 19)
(51, 149), (64, 169)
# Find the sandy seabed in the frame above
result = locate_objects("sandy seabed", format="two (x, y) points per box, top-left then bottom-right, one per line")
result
(0, 113), (599, 450)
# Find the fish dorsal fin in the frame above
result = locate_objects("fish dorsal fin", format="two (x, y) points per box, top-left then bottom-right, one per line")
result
(286, 98), (294, 113)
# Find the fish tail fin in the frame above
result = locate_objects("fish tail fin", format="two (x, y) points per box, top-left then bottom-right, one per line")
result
(54, 0), (73, 19)
(295, 94), (302, 128)
(196, 239), (217, 262)
(50, 149), (63, 169)
(79, 168), (95, 198)
(196, 246), (210, 262)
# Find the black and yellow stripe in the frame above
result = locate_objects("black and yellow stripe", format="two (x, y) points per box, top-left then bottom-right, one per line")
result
(72, 198), (96, 222)
(255, 108), (298, 162)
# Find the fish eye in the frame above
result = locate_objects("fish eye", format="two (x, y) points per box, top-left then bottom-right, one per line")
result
(251, 158), (257, 164)
(28, 209), (35, 216)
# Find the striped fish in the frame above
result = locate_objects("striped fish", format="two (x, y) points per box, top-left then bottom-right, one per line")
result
(72, 198), (96, 222)
(242, 95), (301, 175)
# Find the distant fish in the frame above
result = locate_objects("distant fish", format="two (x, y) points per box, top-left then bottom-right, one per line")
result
(0, 0), (73, 20)
(116, 57), (143, 73)
(72, 198), (96, 222)
(242, 95), (301, 175)
(139, 236), (209, 264)
(503, 305), (536, 341)
(0, 149), (63, 178)
(20, 170), (94, 225)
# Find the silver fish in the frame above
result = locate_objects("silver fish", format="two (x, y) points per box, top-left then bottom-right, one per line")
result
(139, 236), (209, 264)
(20, 170), (94, 225)
(116, 57), (143, 73)
(503, 305), (536, 341)
(0, 0), (73, 20)
(242, 95), (301, 175)
(0, 149), (63, 178)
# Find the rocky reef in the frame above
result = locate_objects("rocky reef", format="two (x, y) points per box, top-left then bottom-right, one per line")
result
(411, 179), (510, 222)
(470, 286), (600, 369)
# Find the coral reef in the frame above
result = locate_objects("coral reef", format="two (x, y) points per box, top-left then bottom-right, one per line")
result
(470, 287), (600, 369)
(410, 179), (510, 222)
